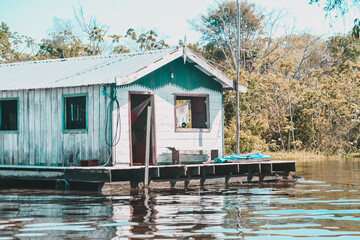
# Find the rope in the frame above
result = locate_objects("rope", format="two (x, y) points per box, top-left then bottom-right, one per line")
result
(57, 166), (70, 190)
(56, 178), (70, 191)
(103, 87), (121, 166)
(58, 85), (121, 188)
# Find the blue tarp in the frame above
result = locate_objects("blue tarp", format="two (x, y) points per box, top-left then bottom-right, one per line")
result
(215, 152), (271, 163)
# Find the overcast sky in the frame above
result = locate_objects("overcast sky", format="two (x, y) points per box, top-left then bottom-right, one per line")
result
(0, 0), (357, 46)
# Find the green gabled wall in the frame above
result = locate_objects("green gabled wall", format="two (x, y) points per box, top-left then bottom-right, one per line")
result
(120, 58), (223, 92)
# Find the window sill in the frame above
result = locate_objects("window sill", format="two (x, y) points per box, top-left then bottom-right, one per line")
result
(63, 129), (88, 134)
(175, 128), (210, 133)
(0, 130), (19, 134)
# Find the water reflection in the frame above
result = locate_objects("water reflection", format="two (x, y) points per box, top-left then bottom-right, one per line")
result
(0, 158), (360, 239)
(128, 192), (157, 239)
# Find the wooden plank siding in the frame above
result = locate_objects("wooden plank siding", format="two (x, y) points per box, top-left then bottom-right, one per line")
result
(0, 85), (110, 166)
(115, 59), (224, 165)
(0, 57), (227, 167)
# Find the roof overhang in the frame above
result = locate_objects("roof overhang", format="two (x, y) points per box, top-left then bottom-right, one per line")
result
(115, 47), (247, 92)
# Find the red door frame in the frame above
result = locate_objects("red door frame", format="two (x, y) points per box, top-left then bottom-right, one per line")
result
(128, 91), (157, 166)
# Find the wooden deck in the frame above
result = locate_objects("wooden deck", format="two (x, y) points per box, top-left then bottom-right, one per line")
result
(0, 161), (296, 190)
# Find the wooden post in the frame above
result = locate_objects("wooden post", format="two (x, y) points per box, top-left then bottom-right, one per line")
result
(150, 96), (156, 165)
(144, 106), (152, 188)
(236, 0), (241, 154)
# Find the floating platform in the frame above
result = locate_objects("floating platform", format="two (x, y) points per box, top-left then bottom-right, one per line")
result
(0, 161), (296, 190)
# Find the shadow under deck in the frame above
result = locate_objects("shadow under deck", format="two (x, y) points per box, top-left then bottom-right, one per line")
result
(0, 161), (296, 190)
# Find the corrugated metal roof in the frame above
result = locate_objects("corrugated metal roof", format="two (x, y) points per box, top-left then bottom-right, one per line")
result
(0, 49), (176, 90)
(0, 47), (242, 91)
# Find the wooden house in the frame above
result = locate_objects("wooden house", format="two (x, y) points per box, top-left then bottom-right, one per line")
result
(0, 47), (246, 167)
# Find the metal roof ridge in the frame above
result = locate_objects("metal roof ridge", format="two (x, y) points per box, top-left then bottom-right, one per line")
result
(0, 48), (177, 68)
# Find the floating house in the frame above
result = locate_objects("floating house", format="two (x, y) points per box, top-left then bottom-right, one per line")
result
(0, 47), (246, 167)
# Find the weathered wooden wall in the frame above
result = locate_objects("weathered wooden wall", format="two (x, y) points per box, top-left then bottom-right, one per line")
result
(115, 58), (224, 165)
(0, 58), (225, 167)
(0, 85), (111, 166)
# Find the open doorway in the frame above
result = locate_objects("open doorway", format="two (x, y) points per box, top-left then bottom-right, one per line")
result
(129, 93), (156, 166)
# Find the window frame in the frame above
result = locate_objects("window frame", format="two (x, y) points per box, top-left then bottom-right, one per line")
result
(174, 94), (210, 132)
(63, 94), (88, 133)
(0, 98), (19, 133)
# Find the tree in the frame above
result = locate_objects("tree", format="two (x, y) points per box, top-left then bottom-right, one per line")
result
(0, 22), (15, 62)
(193, 1), (296, 154)
(109, 34), (130, 54)
(310, 0), (360, 38)
(328, 34), (360, 66)
(37, 7), (109, 58)
(192, 1), (269, 154)
(39, 5), (169, 57)
(192, 1), (264, 71)
(73, 7), (109, 55)
(39, 6), (132, 58)
(38, 29), (86, 59)
(125, 28), (169, 51)
(194, 1), (360, 154)
(0, 22), (35, 63)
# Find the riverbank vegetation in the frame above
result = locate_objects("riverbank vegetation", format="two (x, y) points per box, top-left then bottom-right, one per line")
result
(191, 1), (360, 156)
(1, 1), (359, 156)
(268, 150), (331, 161)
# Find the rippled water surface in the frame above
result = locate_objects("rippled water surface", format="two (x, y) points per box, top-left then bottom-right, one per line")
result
(1, 158), (360, 239)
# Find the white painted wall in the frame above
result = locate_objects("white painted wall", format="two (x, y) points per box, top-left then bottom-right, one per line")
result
(114, 84), (223, 165)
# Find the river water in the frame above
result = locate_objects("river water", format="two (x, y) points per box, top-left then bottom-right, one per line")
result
(1, 158), (360, 239)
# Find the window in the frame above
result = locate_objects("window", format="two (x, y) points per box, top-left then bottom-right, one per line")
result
(175, 95), (209, 130)
(0, 99), (18, 131)
(64, 96), (86, 130)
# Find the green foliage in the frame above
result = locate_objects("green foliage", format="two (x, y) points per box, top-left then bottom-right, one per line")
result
(192, 1), (264, 71)
(37, 26), (168, 58)
(38, 30), (86, 59)
(1, 10), (169, 60)
(195, 1), (360, 155)
(0, 22), (35, 63)
(328, 34), (360, 66)
(225, 119), (268, 155)
(109, 34), (130, 54)
(353, 18), (360, 38)
(309, 0), (360, 39)
(125, 28), (169, 51)
(1, 5), (169, 60)
(0, 22), (13, 61)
